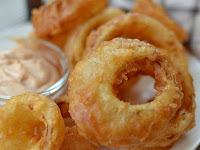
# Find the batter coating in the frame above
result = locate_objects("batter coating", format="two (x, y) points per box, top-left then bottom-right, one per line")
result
(69, 38), (183, 149)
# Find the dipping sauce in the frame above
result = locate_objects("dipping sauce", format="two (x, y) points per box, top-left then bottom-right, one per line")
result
(0, 45), (61, 96)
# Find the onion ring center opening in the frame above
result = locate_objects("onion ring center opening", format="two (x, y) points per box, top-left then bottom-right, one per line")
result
(117, 75), (157, 105)
(0, 105), (45, 149)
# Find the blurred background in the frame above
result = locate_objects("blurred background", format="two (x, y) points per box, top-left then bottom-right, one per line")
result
(0, 0), (199, 56)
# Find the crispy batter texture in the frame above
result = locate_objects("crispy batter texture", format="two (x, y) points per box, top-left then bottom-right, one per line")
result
(69, 38), (183, 148)
(86, 12), (195, 111)
(60, 127), (98, 150)
(0, 94), (65, 150)
(55, 94), (70, 118)
(85, 13), (195, 146)
(64, 7), (124, 70)
(32, 0), (108, 37)
(131, 0), (188, 43)
(87, 13), (196, 146)
(55, 94), (98, 150)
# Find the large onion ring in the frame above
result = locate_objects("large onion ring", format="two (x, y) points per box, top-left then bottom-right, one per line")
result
(86, 12), (195, 117)
(0, 94), (65, 150)
(131, 0), (188, 43)
(85, 13), (195, 146)
(32, 0), (108, 37)
(69, 38), (183, 148)
(64, 7), (124, 70)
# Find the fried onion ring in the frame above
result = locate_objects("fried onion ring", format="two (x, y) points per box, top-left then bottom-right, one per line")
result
(55, 94), (99, 150)
(55, 94), (70, 118)
(85, 13), (195, 146)
(69, 38), (183, 148)
(60, 127), (98, 150)
(32, 0), (108, 37)
(131, 0), (188, 43)
(64, 7), (125, 70)
(0, 94), (65, 150)
(85, 12), (195, 112)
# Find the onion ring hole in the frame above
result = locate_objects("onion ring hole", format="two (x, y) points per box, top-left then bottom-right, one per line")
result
(117, 75), (157, 105)
(1, 106), (45, 149)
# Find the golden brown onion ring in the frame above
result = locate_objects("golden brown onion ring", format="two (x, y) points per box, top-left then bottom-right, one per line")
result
(85, 13), (195, 146)
(64, 7), (124, 70)
(131, 0), (188, 43)
(69, 38), (183, 148)
(32, 0), (108, 37)
(86, 12), (195, 114)
(0, 94), (65, 150)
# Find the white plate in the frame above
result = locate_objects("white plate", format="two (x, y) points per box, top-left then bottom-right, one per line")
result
(171, 54), (200, 150)
(0, 24), (199, 150)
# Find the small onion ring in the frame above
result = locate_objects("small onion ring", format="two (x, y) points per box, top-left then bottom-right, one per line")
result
(0, 94), (65, 150)
(69, 38), (183, 148)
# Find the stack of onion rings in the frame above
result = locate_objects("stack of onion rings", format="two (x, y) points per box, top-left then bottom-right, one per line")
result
(68, 38), (184, 149)
(131, 0), (188, 43)
(64, 7), (124, 70)
(27, 0), (195, 149)
(0, 94), (65, 150)
(0, 93), (97, 150)
(85, 13), (195, 111)
(85, 13), (195, 146)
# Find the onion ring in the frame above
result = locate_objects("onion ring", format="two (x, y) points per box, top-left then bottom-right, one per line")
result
(85, 12), (195, 114)
(69, 38), (183, 148)
(0, 94), (65, 150)
(60, 127), (98, 150)
(64, 7), (124, 70)
(131, 0), (188, 43)
(55, 95), (99, 150)
(85, 13), (195, 146)
(32, 0), (108, 37)
(55, 94), (70, 118)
